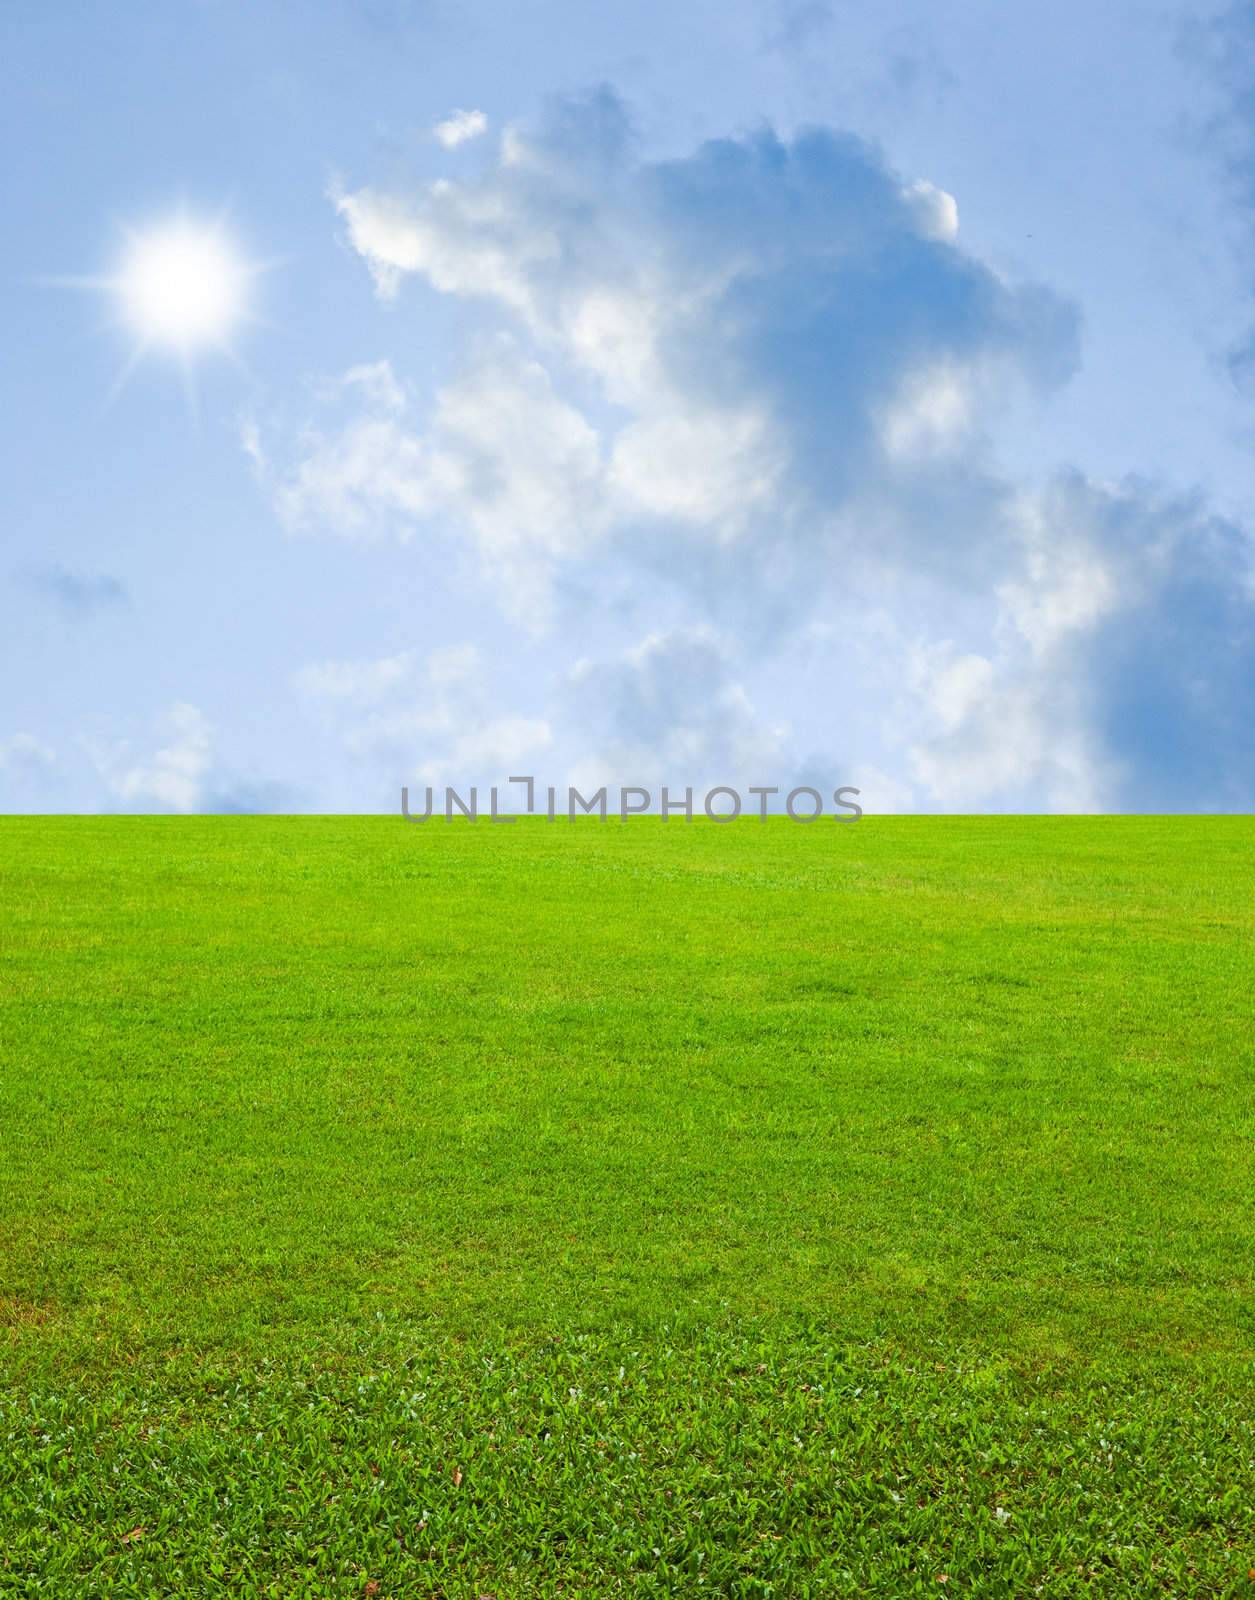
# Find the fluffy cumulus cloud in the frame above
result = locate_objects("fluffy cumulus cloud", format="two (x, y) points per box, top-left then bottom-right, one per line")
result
(272, 93), (1070, 592)
(260, 351), (603, 619)
(253, 90), (1255, 811)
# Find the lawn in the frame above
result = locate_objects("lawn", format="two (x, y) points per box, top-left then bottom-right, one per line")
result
(0, 816), (1252, 1595)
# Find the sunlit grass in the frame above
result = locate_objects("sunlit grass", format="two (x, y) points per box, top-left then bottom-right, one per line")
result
(1, 817), (1251, 1595)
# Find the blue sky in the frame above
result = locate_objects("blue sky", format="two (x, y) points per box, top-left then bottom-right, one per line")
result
(3, 0), (1254, 812)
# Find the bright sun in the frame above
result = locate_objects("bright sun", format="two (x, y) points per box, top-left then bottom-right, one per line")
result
(53, 209), (267, 398)
(117, 221), (249, 352)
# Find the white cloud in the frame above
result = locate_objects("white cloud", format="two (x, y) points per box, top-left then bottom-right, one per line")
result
(250, 94), (1255, 812)
(337, 359), (408, 413)
(262, 97), (1085, 805)
(901, 179), (959, 241)
(313, 96), (1074, 614)
(422, 715), (552, 786)
(0, 733), (56, 772)
(277, 412), (433, 538)
(333, 182), (555, 309)
(607, 407), (783, 534)
(995, 498), (1118, 655)
(433, 108), (488, 149)
(880, 364), (974, 460)
(294, 650), (417, 705)
(566, 626), (788, 791)
(268, 343), (605, 619)
(281, 103), (1050, 618)
(426, 341), (605, 584)
(297, 643), (552, 785)
(905, 474), (1255, 810)
(908, 639), (1109, 812)
(94, 704), (286, 814)
(109, 702), (213, 813)
(844, 765), (916, 814)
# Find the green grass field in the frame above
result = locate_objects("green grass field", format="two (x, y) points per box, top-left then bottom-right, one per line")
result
(1, 816), (1252, 1596)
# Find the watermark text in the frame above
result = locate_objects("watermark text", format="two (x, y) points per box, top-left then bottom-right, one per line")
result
(401, 778), (863, 823)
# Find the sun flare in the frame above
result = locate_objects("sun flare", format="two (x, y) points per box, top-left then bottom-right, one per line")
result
(116, 220), (249, 352)
(52, 208), (268, 399)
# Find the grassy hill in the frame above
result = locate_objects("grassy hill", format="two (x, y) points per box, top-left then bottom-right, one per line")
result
(1, 816), (1251, 1595)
